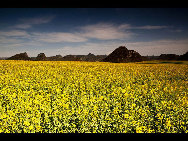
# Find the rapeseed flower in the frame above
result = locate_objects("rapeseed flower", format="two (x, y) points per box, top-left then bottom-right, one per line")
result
(0, 60), (187, 133)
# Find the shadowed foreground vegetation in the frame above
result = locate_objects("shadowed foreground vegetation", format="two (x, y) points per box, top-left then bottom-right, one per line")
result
(136, 60), (188, 65)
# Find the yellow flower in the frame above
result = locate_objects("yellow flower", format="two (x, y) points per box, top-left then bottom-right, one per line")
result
(136, 127), (144, 133)
(56, 88), (61, 93)
(166, 119), (171, 127)
(29, 125), (34, 130)
(132, 103), (136, 108)
(36, 125), (42, 131)
(24, 121), (30, 126)
(0, 60), (187, 133)
(124, 114), (129, 119)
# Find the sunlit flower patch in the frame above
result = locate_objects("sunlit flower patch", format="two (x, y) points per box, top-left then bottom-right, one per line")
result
(0, 60), (187, 133)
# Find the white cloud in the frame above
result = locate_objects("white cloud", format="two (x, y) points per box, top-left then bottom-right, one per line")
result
(0, 36), (23, 44)
(14, 24), (32, 29)
(1, 21), (186, 57)
(133, 25), (168, 30)
(118, 24), (132, 30)
(1, 37), (187, 57)
(115, 24), (169, 30)
(20, 15), (55, 25)
(0, 30), (31, 48)
(52, 39), (188, 57)
(126, 39), (188, 56)
(28, 23), (134, 43)
(6, 22), (171, 45)
(79, 23), (134, 40)
(13, 15), (55, 29)
(32, 32), (88, 43)
(0, 30), (29, 37)
(169, 29), (182, 33)
(75, 23), (170, 41)
(52, 41), (126, 56)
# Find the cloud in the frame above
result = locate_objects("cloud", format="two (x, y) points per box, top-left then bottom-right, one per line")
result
(52, 39), (188, 57)
(13, 15), (55, 29)
(75, 23), (169, 41)
(14, 24), (32, 29)
(20, 15), (55, 25)
(169, 29), (182, 33)
(1, 21), (186, 57)
(29, 23), (134, 43)
(1, 35), (188, 57)
(0, 36), (23, 44)
(79, 23), (134, 40)
(51, 41), (126, 56)
(117, 24), (169, 30)
(133, 25), (168, 30)
(31, 32), (88, 43)
(7, 22), (171, 45)
(118, 24), (132, 30)
(126, 39), (188, 56)
(0, 30), (29, 37)
(0, 30), (31, 49)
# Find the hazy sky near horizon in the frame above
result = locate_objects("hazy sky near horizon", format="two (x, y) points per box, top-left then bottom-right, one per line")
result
(0, 8), (188, 57)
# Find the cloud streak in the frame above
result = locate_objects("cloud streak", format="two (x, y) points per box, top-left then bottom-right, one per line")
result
(53, 39), (188, 56)
(133, 25), (169, 30)
(13, 15), (55, 29)
(0, 30), (29, 37)
(28, 23), (135, 43)
(31, 32), (88, 43)
(1, 21), (186, 57)
(118, 24), (169, 30)
(42, 38), (187, 58)
(79, 23), (134, 40)
(5, 22), (172, 44)
(126, 39), (188, 56)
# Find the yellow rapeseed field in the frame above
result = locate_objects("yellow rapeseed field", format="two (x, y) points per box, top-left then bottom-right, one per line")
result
(0, 60), (187, 133)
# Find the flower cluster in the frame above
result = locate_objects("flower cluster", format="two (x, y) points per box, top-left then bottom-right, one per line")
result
(0, 60), (187, 133)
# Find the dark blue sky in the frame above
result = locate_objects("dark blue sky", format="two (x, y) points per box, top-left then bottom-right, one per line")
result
(0, 8), (188, 57)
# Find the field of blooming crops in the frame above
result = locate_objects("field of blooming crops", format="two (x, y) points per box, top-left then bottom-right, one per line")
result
(0, 60), (187, 133)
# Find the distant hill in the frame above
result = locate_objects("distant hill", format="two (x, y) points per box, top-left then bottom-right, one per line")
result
(45, 53), (107, 62)
(159, 54), (179, 60)
(154, 52), (188, 61)
(36, 53), (47, 61)
(47, 55), (63, 61)
(4, 48), (188, 62)
(178, 51), (188, 60)
(143, 56), (160, 60)
(102, 46), (143, 63)
(25, 53), (107, 62)
(6, 52), (31, 60)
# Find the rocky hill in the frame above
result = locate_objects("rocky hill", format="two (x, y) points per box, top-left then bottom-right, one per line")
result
(36, 53), (47, 61)
(6, 52), (31, 60)
(102, 46), (143, 63)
